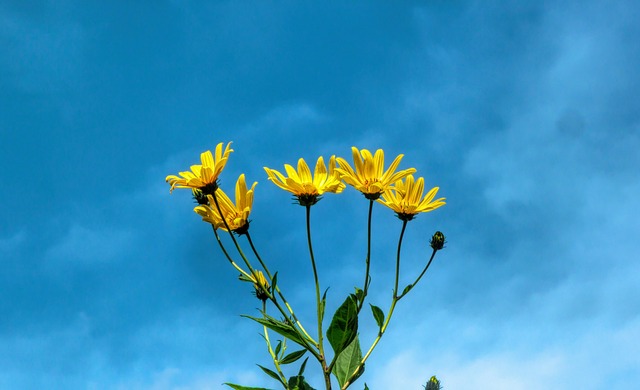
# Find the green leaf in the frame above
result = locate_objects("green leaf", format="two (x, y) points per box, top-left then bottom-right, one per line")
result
(257, 364), (282, 384)
(369, 304), (385, 330)
(332, 335), (364, 387)
(274, 340), (282, 357)
(326, 294), (359, 356)
(298, 357), (309, 376)
(280, 349), (307, 365)
(287, 375), (315, 390)
(401, 284), (413, 296)
(320, 288), (329, 323)
(270, 272), (278, 295)
(364, 384), (369, 390)
(224, 383), (273, 390)
(243, 314), (308, 347)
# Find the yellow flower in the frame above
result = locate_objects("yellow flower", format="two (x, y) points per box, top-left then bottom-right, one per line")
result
(251, 270), (270, 302)
(193, 174), (257, 234)
(378, 174), (445, 221)
(335, 147), (416, 200)
(264, 156), (345, 206)
(166, 142), (233, 194)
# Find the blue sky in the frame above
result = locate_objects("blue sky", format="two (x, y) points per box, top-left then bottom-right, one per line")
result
(2, 1), (639, 389)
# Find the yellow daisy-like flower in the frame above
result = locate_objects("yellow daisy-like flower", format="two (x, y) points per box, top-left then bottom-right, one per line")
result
(378, 174), (445, 221)
(264, 156), (345, 206)
(335, 147), (416, 200)
(251, 270), (270, 302)
(166, 142), (233, 194)
(193, 174), (257, 234)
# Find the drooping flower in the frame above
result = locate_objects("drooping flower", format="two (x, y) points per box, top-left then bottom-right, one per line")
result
(378, 174), (445, 221)
(193, 174), (257, 234)
(166, 142), (233, 194)
(264, 156), (345, 206)
(251, 270), (270, 302)
(335, 147), (416, 200)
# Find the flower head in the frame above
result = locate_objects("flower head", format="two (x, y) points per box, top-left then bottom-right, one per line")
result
(251, 270), (270, 302)
(194, 174), (257, 234)
(166, 142), (233, 194)
(336, 147), (416, 200)
(378, 175), (445, 221)
(264, 156), (345, 206)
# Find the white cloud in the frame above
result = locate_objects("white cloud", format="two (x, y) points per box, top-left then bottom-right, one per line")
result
(368, 315), (640, 389)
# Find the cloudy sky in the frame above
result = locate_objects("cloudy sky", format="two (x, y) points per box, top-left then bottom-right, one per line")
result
(2, 1), (639, 389)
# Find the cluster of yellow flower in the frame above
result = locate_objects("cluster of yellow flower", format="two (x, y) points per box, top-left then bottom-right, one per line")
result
(166, 142), (447, 389)
(166, 141), (445, 231)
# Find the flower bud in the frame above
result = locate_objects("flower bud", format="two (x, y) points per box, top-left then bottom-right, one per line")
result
(430, 231), (446, 251)
(425, 375), (442, 390)
(251, 270), (270, 302)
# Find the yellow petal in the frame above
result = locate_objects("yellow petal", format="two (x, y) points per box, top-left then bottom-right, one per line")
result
(297, 158), (312, 183)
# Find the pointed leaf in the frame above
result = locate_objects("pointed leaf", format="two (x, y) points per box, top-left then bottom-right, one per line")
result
(274, 340), (282, 357)
(402, 284), (413, 296)
(364, 384), (369, 390)
(369, 304), (385, 330)
(332, 335), (364, 387)
(320, 288), (329, 322)
(298, 357), (309, 376)
(280, 349), (307, 365)
(257, 364), (282, 384)
(224, 383), (273, 390)
(326, 294), (359, 355)
(242, 315), (308, 347)
(270, 272), (278, 295)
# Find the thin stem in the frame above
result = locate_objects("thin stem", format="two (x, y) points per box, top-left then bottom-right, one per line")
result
(397, 248), (438, 300)
(245, 232), (274, 279)
(357, 199), (374, 312)
(342, 219), (408, 389)
(392, 220), (408, 298)
(305, 205), (326, 362)
(211, 225), (252, 279)
(246, 231), (316, 345)
(210, 191), (255, 274)
(209, 191), (320, 357)
(262, 301), (289, 389)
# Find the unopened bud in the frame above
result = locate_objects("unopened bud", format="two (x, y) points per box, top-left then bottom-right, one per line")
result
(251, 270), (270, 302)
(430, 231), (446, 251)
(425, 375), (442, 390)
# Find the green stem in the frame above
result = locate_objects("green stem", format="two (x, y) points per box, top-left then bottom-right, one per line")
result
(397, 248), (438, 300)
(343, 220), (408, 389)
(305, 205), (326, 362)
(392, 220), (408, 299)
(210, 191), (320, 358)
(357, 199), (374, 312)
(210, 225), (252, 279)
(262, 301), (289, 389)
(246, 231), (317, 345)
